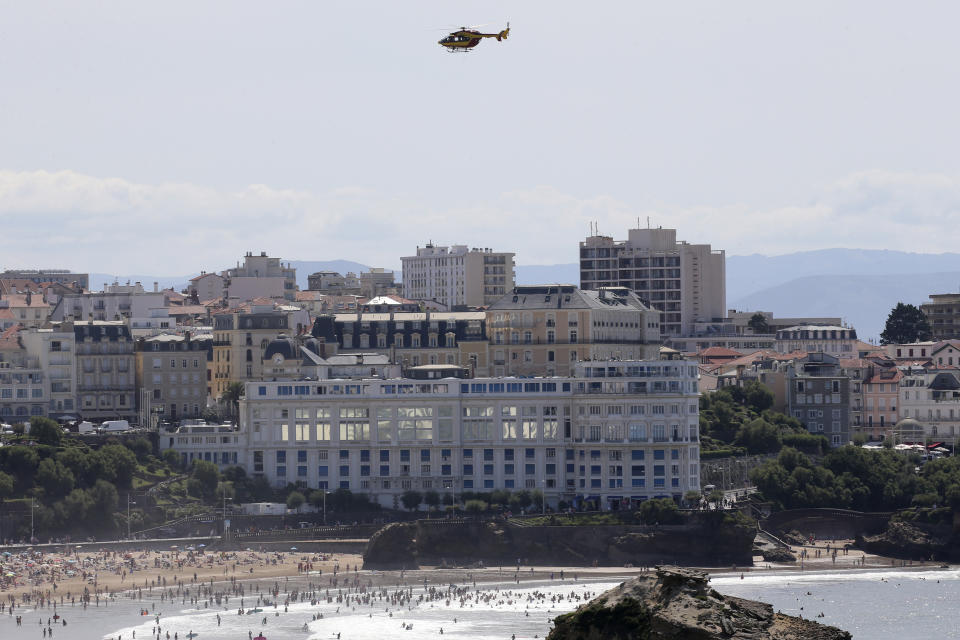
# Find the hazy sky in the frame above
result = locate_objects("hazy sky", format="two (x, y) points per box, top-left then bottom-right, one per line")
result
(3, 1), (960, 274)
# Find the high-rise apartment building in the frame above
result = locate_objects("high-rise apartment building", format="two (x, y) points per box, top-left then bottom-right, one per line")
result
(402, 244), (515, 309)
(579, 228), (725, 338)
(921, 293), (960, 341)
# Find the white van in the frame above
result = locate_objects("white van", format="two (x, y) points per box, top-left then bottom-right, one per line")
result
(100, 419), (131, 432)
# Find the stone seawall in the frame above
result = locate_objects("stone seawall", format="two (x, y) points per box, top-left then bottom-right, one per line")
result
(363, 515), (755, 570)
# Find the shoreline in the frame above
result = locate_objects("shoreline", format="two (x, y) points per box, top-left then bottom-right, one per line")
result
(2, 537), (949, 603)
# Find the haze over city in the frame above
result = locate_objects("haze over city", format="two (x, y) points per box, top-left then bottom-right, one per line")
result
(3, 2), (960, 272)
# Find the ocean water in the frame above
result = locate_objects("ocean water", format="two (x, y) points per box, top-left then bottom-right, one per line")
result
(4, 568), (958, 640)
(713, 567), (960, 639)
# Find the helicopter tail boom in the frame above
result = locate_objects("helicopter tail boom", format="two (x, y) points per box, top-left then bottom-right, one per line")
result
(497, 23), (509, 41)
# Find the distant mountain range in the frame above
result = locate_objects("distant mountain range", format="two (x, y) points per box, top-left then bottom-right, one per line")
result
(82, 249), (960, 342)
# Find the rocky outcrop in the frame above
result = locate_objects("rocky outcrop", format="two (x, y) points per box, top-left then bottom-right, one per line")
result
(857, 520), (960, 562)
(547, 566), (852, 640)
(361, 522), (418, 569)
(362, 516), (756, 570)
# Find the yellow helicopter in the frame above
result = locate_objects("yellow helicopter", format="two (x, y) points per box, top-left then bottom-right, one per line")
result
(438, 22), (509, 51)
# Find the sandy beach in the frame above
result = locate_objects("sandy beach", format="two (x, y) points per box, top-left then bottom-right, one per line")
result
(0, 547), (364, 602)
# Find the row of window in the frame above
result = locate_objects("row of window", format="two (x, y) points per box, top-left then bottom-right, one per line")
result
(0, 388), (44, 399)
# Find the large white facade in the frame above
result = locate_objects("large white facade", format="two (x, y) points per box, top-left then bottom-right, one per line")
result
(401, 244), (515, 309)
(161, 360), (701, 509)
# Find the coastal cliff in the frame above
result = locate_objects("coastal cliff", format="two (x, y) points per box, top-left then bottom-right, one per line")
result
(363, 514), (755, 570)
(857, 519), (960, 562)
(547, 566), (852, 640)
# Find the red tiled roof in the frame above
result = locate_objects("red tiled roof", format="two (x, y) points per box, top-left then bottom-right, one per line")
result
(0, 293), (50, 308)
(865, 372), (902, 384)
(0, 324), (23, 350)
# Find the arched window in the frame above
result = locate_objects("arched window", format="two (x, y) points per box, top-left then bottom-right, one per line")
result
(246, 349), (253, 362)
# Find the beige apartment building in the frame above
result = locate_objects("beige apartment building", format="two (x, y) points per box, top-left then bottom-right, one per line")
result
(71, 321), (136, 423)
(401, 244), (515, 308)
(485, 285), (661, 377)
(579, 227), (725, 338)
(135, 333), (212, 424)
(211, 302), (310, 398)
(21, 325), (77, 420)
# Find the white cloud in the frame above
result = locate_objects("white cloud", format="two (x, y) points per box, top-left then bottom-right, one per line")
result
(2, 168), (960, 276)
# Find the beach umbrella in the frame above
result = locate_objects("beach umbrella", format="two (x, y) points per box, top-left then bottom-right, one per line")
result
(290, 547), (298, 551)
(198, 544), (206, 548)
(5, 572), (15, 577)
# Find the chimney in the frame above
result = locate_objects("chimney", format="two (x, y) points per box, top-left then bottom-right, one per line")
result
(153, 282), (158, 292)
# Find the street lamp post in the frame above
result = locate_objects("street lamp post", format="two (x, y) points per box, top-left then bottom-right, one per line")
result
(30, 498), (38, 543)
(322, 490), (329, 526)
(222, 494), (232, 540)
(127, 494), (136, 540)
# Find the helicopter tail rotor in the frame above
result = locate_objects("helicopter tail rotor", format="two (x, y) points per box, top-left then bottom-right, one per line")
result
(497, 22), (510, 41)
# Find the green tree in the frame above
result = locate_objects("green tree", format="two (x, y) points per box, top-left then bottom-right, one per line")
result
(530, 489), (545, 512)
(639, 498), (681, 524)
(735, 418), (782, 454)
(215, 481), (236, 504)
(99, 444), (138, 488)
(515, 489), (533, 509)
(2, 446), (39, 489)
(401, 490), (423, 511)
(63, 488), (94, 521)
(0, 471), (13, 503)
(191, 460), (220, 501)
(489, 489), (511, 506)
(36, 458), (75, 498)
(464, 499), (487, 513)
(286, 490), (306, 512)
(162, 448), (183, 470)
(125, 437), (153, 463)
(880, 302), (932, 345)
(28, 416), (62, 446)
(744, 382), (775, 413)
(423, 490), (441, 510)
(309, 490), (327, 510)
(89, 479), (119, 521)
(329, 487), (354, 511)
(747, 313), (770, 334)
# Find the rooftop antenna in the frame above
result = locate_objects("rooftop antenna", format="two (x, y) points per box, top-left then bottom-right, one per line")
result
(647, 216), (651, 229)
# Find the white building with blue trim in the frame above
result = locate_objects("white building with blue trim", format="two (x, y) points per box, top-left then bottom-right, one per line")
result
(161, 359), (701, 510)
